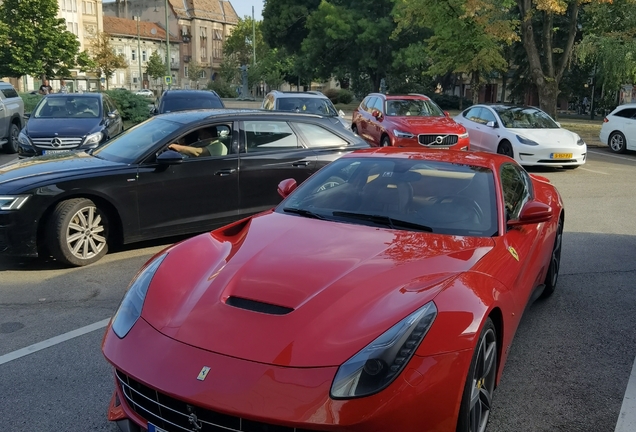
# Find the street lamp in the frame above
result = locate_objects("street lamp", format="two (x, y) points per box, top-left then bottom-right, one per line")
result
(165, 0), (171, 89)
(134, 16), (142, 90)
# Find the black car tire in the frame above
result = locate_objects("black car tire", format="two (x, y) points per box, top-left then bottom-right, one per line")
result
(540, 216), (563, 299)
(381, 135), (391, 147)
(351, 124), (358, 135)
(456, 317), (497, 432)
(497, 141), (514, 158)
(609, 131), (627, 154)
(4, 122), (20, 154)
(46, 198), (109, 266)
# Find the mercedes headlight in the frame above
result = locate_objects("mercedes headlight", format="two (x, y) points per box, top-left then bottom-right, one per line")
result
(516, 135), (539, 146)
(0, 195), (30, 210)
(17, 131), (32, 146)
(111, 253), (168, 338)
(330, 302), (437, 399)
(82, 131), (103, 148)
(392, 129), (415, 139)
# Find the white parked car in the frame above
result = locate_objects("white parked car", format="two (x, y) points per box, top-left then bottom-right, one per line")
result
(135, 89), (154, 98)
(455, 104), (586, 169)
(599, 103), (636, 153)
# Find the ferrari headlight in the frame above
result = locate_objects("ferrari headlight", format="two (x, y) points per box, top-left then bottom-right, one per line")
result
(392, 129), (415, 139)
(111, 253), (167, 338)
(0, 195), (30, 210)
(330, 301), (437, 399)
(516, 135), (539, 146)
(82, 131), (103, 148)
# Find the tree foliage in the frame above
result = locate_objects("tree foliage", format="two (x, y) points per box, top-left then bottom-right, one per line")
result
(0, 0), (81, 78)
(262, 0), (321, 53)
(187, 61), (204, 88)
(145, 51), (166, 81)
(90, 32), (127, 89)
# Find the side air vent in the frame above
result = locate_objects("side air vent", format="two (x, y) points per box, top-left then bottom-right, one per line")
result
(226, 297), (294, 315)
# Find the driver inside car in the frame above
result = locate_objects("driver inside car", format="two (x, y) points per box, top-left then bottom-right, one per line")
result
(168, 128), (228, 157)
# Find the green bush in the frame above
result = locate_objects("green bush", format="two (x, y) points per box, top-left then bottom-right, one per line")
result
(19, 92), (43, 114)
(103, 90), (151, 123)
(429, 94), (472, 110)
(323, 88), (339, 104)
(207, 79), (236, 98)
(337, 89), (354, 104)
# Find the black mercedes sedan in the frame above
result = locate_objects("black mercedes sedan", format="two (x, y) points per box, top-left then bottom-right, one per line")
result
(0, 110), (368, 266)
(18, 93), (124, 157)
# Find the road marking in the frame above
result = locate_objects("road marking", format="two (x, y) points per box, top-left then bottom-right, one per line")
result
(615, 356), (636, 431)
(579, 167), (609, 175)
(588, 150), (636, 162)
(0, 318), (110, 366)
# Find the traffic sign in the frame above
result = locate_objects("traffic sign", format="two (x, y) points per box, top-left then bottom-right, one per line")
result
(164, 76), (172, 85)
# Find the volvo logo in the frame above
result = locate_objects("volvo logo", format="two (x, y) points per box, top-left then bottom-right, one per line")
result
(435, 135), (448, 145)
(51, 137), (62, 148)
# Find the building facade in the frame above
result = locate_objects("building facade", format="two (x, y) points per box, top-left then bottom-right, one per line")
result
(102, 0), (238, 88)
(103, 15), (179, 90)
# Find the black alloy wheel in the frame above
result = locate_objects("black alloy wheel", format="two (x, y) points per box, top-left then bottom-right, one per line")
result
(5, 123), (20, 154)
(381, 135), (391, 147)
(497, 141), (514, 158)
(540, 216), (563, 298)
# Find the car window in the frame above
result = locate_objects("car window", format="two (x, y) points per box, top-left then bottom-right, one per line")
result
(33, 96), (100, 118)
(276, 97), (338, 116)
(480, 108), (497, 124)
(386, 99), (444, 117)
(500, 163), (531, 221)
(243, 120), (299, 152)
(293, 122), (348, 148)
(263, 95), (274, 110)
(493, 106), (559, 129)
(160, 95), (223, 112)
(359, 97), (369, 111)
(365, 97), (378, 113)
(614, 108), (636, 119)
(463, 107), (484, 124)
(92, 118), (182, 163)
(1, 87), (19, 99)
(172, 124), (233, 158)
(278, 157), (498, 236)
(371, 98), (384, 113)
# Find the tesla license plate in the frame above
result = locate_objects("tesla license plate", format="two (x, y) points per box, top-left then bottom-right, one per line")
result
(147, 423), (167, 432)
(550, 153), (572, 159)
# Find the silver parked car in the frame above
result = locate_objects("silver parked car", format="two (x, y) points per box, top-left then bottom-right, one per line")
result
(0, 80), (25, 154)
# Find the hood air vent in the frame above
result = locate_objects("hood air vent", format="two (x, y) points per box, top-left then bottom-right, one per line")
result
(226, 296), (294, 315)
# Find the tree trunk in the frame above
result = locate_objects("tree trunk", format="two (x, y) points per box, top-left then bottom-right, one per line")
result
(472, 71), (480, 105)
(537, 80), (558, 118)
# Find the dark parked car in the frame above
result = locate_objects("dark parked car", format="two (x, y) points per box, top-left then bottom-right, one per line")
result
(0, 110), (369, 266)
(154, 89), (224, 114)
(262, 90), (350, 130)
(17, 93), (124, 157)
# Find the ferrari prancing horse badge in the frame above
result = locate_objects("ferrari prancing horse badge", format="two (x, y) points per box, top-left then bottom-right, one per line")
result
(508, 246), (519, 261)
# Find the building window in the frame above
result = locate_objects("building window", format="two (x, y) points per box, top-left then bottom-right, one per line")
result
(142, 51), (147, 62)
(72, 0), (77, 12)
(132, 50), (136, 61)
(65, 0), (72, 11)
(74, 22), (78, 36)
(200, 27), (208, 60)
(184, 66), (188, 77)
(83, 1), (95, 15)
(200, 70), (206, 79)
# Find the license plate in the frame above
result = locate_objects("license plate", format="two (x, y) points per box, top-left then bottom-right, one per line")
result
(148, 423), (167, 432)
(550, 153), (573, 159)
(43, 150), (70, 154)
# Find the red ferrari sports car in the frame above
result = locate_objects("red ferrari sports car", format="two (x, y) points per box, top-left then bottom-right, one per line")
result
(103, 148), (564, 432)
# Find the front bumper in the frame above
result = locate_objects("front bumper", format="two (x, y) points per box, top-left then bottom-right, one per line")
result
(0, 209), (39, 257)
(103, 318), (470, 432)
(516, 145), (587, 167)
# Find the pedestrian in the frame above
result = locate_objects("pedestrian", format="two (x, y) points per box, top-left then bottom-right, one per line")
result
(59, 79), (68, 94)
(582, 96), (589, 114)
(38, 79), (53, 95)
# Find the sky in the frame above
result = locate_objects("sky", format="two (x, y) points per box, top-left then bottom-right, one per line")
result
(231, 0), (264, 21)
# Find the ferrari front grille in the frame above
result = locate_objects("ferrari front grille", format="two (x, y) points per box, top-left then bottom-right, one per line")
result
(226, 296), (294, 315)
(418, 134), (458, 146)
(116, 370), (315, 432)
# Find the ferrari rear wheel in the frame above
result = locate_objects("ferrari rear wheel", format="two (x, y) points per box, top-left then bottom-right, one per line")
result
(457, 318), (497, 432)
(540, 216), (563, 298)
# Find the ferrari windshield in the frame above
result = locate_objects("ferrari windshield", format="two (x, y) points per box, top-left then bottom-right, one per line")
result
(276, 97), (339, 116)
(385, 99), (444, 117)
(493, 106), (559, 129)
(92, 118), (181, 163)
(278, 157), (498, 236)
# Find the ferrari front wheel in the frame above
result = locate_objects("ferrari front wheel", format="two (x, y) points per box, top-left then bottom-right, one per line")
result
(457, 318), (497, 432)
(540, 216), (563, 298)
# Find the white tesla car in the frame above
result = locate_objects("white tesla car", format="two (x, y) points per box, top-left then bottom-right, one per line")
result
(599, 103), (636, 153)
(455, 104), (586, 169)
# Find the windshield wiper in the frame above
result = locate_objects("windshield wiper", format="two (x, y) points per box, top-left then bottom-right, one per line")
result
(283, 207), (328, 220)
(332, 212), (433, 232)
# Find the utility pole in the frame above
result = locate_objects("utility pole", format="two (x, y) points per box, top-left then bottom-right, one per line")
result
(135, 16), (142, 90)
(252, 6), (256, 65)
(165, 0), (171, 89)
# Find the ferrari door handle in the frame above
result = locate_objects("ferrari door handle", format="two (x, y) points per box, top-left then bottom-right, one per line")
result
(292, 161), (310, 167)
(215, 168), (236, 176)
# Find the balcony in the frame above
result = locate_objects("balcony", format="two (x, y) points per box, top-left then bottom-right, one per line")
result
(183, 55), (191, 63)
(170, 62), (179, 70)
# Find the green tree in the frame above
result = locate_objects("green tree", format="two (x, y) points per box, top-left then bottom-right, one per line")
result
(90, 32), (127, 90)
(0, 0), (80, 79)
(187, 61), (204, 88)
(223, 17), (268, 67)
(262, 0), (321, 54)
(145, 51), (166, 82)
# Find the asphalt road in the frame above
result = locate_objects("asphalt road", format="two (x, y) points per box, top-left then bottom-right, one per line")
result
(1, 147), (636, 432)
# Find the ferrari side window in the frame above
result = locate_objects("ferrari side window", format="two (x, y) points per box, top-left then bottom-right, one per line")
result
(500, 164), (529, 221)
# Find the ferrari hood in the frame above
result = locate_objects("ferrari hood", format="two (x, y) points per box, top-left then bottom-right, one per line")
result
(142, 212), (494, 367)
